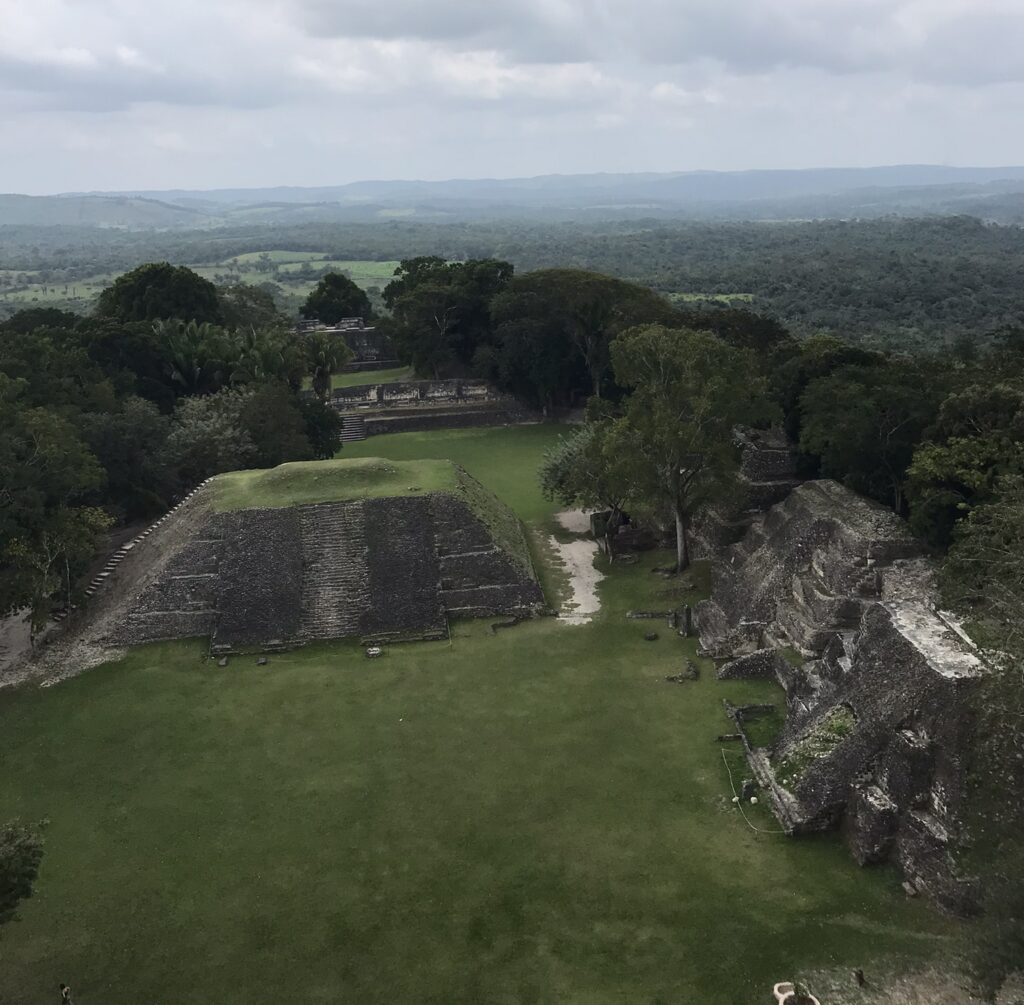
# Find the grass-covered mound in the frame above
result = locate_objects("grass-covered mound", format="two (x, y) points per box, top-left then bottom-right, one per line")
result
(213, 457), (459, 511)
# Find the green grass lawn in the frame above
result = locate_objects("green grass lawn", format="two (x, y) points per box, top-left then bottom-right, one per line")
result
(0, 425), (956, 1003)
(0, 254), (398, 318)
(213, 457), (458, 510)
(331, 366), (412, 389)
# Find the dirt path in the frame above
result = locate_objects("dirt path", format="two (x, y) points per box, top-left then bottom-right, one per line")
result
(550, 510), (604, 625)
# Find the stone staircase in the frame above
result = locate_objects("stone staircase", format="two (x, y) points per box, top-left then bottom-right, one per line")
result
(340, 415), (367, 442)
(298, 501), (370, 640)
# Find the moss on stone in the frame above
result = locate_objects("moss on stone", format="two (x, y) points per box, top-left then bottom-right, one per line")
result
(776, 705), (857, 786)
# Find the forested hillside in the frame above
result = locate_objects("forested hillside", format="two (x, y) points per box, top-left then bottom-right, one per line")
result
(3, 217), (1023, 348)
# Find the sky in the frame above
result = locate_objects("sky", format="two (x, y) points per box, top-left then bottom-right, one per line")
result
(3, 0), (1024, 194)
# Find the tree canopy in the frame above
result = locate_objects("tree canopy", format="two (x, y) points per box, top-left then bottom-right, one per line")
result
(96, 262), (222, 325)
(609, 325), (774, 570)
(300, 272), (371, 325)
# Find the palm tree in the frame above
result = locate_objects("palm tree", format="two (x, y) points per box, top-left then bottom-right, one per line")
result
(305, 332), (352, 401)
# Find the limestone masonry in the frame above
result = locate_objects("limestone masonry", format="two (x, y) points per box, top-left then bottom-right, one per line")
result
(74, 471), (544, 655)
(698, 471), (984, 912)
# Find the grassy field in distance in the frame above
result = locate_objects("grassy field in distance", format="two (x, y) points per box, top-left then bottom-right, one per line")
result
(0, 424), (957, 1003)
(0, 252), (400, 318)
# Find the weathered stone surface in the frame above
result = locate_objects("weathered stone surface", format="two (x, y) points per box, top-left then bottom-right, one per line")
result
(697, 480), (921, 657)
(716, 648), (787, 680)
(82, 471), (543, 655)
(213, 509), (303, 648)
(699, 477), (986, 911)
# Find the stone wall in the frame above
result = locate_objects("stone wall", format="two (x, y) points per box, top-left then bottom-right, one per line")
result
(89, 479), (542, 654)
(363, 405), (529, 436)
(331, 378), (501, 410)
(703, 479), (984, 912)
(431, 492), (544, 620)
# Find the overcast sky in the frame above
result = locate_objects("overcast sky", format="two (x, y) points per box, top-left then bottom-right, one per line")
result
(3, 0), (1024, 195)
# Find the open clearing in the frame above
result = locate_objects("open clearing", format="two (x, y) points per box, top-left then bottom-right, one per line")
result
(0, 252), (400, 317)
(0, 424), (957, 1004)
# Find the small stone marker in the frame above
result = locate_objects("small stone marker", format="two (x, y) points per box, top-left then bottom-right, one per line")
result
(366, 646), (383, 659)
(644, 631), (659, 642)
(256, 656), (268, 666)
(217, 656), (228, 667)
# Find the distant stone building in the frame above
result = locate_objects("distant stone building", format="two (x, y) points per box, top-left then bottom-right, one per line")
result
(294, 318), (397, 368)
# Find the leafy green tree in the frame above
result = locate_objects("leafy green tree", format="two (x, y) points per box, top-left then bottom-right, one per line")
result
(300, 272), (371, 325)
(383, 257), (514, 377)
(539, 421), (632, 554)
(507, 270), (674, 398)
(907, 383), (1024, 546)
(298, 396), (343, 459)
(216, 283), (286, 332)
(154, 319), (235, 396)
(799, 362), (942, 512)
(0, 308), (82, 335)
(7, 506), (112, 631)
(79, 397), (172, 518)
(304, 332), (353, 401)
(386, 280), (460, 378)
(608, 325), (773, 571)
(675, 306), (793, 357)
(0, 389), (106, 618)
(941, 480), (1024, 1001)
(161, 389), (259, 486)
(96, 262), (222, 325)
(238, 384), (313, 468)
(768, 334), (886, 441)
(0, 820), (44, 926)
(485, 291), (587, 410)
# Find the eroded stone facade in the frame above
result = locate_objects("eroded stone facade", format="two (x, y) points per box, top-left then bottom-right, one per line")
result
(699, 478), (984, 911)
(97, 475), (544, 652)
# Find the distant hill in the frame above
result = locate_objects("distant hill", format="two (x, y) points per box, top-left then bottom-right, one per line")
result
(8, 166), (1024, 228)
(0, 193), (212, 228)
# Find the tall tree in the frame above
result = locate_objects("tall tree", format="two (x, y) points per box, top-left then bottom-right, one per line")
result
(608, 325), (773, 571)
(7, 506), (112, 631)
(509, 270), (674, 398)
(799, 361), (945, 512)
(300, 272), (371, 325)
(906, 382), (1024, 546)
(383, 257), (514, 377)
(96, 262), (222, 325)
(304, 332), (354, 402)
(941, 479), (1024, 1001)
(539, 420), (632, 556)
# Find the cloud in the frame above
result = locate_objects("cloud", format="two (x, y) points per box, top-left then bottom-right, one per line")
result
(3, 0), (1024, 192)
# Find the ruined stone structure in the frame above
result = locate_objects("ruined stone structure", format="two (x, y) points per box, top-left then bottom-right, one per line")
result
(296, 319), (398, 368)
(329, 379), (535, 439)
(77, 470), (544, 654)
(699, 478), (984, 911)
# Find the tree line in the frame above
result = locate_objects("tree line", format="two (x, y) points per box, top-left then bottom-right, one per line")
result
(0, 262), (362, 633)
(7, 216), (1024, 351)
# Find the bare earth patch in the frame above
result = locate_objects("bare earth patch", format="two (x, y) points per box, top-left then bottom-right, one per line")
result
(551, 510), (603, 624)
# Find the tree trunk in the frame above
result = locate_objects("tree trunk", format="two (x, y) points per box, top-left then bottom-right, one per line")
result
(675, 508), (690, 572)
